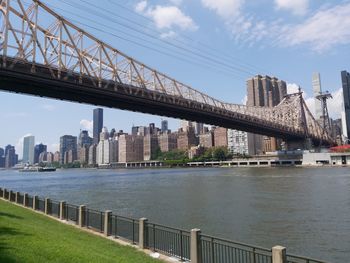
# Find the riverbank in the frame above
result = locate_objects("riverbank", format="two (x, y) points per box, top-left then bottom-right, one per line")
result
(0, 199), (159, 263)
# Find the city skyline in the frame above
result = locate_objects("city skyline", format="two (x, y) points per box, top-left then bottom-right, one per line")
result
(0, 0), (349, 156)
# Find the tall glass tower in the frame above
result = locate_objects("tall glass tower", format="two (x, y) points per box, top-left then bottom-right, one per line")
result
(341, 70), (350, 140)
(93, 108), (103, 144)
(312, 72), (322, 120)
(23, 135), (35, 164)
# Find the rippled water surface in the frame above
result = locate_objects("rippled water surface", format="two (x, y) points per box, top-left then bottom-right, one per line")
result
(0, 167), (349, 262)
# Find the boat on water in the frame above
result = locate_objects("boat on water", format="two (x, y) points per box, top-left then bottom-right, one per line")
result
(19, 167), (56, 172)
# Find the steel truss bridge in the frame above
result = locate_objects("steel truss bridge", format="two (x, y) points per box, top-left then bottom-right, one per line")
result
(0, 0), (334, 146)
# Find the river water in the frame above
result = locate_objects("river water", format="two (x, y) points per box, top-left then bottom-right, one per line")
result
(0, 167), (349, 262)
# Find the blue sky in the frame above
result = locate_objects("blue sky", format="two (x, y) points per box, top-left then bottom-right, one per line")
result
(1, 0), (349, 157)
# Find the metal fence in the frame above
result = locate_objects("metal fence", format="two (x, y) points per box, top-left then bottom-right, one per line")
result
(110, 215), (139, 244)
(201, 235), (272, 263)
(17, 193), (24, 204)
(10, 191), (16, 202)
(66, 204), (79, 224)
(50, 200), (60, 218)
(145, 223), (191, 261)
(4, 189), (9, 199)
(287, 254), (328, 263)
(37, 197), (45, 212)
(26, 195), (33, 208)
(0, 188), (330, 263)
(86, 209), (104, 232)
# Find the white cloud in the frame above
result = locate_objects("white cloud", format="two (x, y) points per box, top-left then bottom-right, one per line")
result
(201, 0), (244, 19)
(80, 119), (93, 133)
(279, 3), (350, 52)
(16, 133), (32, 159)
(275, 0), (309, 15)
(136, 2), (198, 31)
(135, 0), (147, 13)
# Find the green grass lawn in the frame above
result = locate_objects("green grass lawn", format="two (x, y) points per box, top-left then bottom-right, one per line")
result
(0, 199), (160, 263)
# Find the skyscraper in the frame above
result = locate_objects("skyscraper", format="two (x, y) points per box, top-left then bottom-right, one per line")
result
(0, 147), (5, 168)
(341, 70), (350, 140)
(312, 72), (322, 120)
(93, 108), (103, 144)
(5, 145), (18, 168)
(23, 135), (35, 164)
(59, 135), (77, 164)
(246, 75), (287, 155)
(161, 120), (168, 133)
(34, 143), (47, 164)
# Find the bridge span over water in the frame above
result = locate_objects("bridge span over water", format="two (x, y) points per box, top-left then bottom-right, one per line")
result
(0, 0), (334, 146)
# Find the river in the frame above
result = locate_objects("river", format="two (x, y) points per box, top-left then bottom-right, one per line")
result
(0, 167), (349, 262)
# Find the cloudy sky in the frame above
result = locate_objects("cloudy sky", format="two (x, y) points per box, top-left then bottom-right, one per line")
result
(0, 0), (349, 157)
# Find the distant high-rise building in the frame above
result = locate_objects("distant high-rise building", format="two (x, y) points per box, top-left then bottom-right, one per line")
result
(59, 135), (77, 164)
(34, 143), (47, 164)
(194, 122), (204, 135)
(228, 129), (248, 155)
(158, 133), (177, 152)
(46, 152), (54, 163)
(144, 134), (159, 161)
(93, 108), (103, 144)
(0, 147), (5, 168)
(161, 120), (168, 133)
(78, 130), (93, 148)
(5, 145), (18, 168)
(177, 126), (198, 150)
(341, 70), (350, 140)
(312, 72), (323, 120)
(53, 151), (60, 163)
(23, 135), (35, 164)
(246, 75), (286, 154)
(88, 144), (97, 166)
(214, 127), (228, 147)
(199, 131), (214, 148)
(118, 135), (144, 162)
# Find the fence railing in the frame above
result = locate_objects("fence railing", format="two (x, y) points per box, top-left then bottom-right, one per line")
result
(0, 187), (330, 263)
(66, 204), (79, 224)
(86, 208), (104, 232)
(287, 254), (328, 263)
(201, 234), (272, 263)
(146, 222), (191, 261)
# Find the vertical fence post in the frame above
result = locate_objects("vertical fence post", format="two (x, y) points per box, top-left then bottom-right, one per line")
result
(2, 188), (6, 199)
(15, 191), (19, 203)
(104, 210), (112, 236)
(191, 228), (202, 263)
(59, 201), (66, 220)
(23, 193), (28, 206)
(33, 195), (38, 210)
(45, 198), (50, 214)
(9, 190), (13, 201)
(139, 217), (148, 249)
(272, 246), (287, 263)
(79, 205), (86, 227)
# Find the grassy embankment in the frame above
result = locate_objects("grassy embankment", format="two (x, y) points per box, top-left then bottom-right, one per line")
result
(0, 199), (159, 263)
